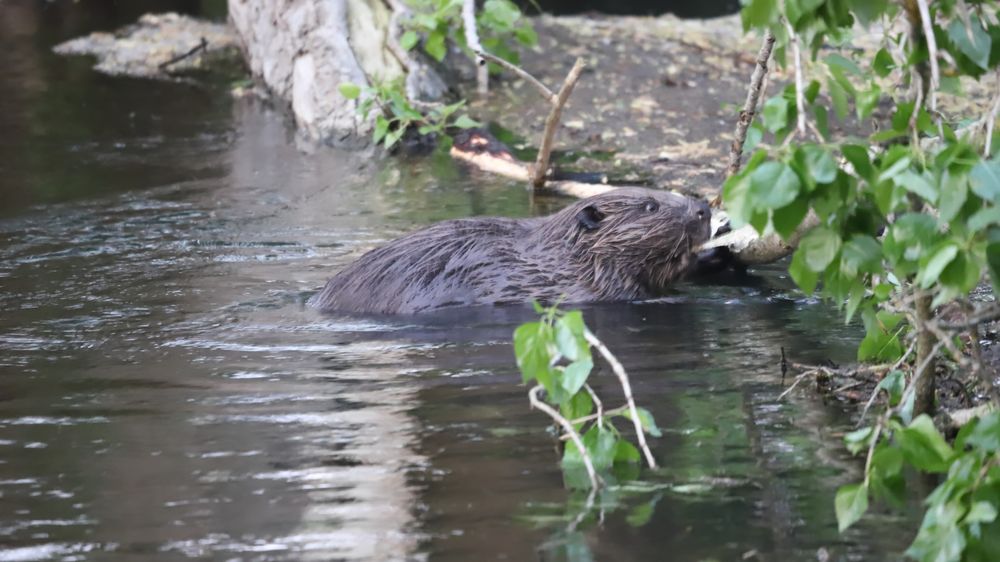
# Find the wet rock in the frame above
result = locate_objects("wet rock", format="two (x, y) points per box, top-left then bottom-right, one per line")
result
(53, 13), (239, 78)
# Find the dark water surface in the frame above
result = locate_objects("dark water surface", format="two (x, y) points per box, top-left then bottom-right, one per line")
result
(1, 2), (916, 561)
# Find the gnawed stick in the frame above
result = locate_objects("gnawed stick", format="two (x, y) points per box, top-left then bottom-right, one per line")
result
(532, 58), (586, 188)
(529, 384), (602, 489)
(584, 330), (656, 469)
(449, 129), (616, 198)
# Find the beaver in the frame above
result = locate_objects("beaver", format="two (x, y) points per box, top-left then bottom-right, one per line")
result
(308, 187), (711, 314)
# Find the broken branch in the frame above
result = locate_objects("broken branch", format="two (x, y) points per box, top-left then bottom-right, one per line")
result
(532, 58), (586, 188)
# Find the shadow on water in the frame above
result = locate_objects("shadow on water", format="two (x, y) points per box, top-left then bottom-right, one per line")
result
(0, 1), (918, 560)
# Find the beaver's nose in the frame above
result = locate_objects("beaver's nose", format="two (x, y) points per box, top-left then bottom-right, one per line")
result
(692, 200), (710, 222)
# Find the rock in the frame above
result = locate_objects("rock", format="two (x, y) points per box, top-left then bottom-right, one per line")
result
(53, 13), (239, 78)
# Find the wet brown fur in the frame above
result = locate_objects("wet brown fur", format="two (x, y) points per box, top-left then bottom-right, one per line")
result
(308, 188), (711, 314)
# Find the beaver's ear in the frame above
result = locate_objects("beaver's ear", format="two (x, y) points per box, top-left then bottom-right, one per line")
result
(576, 205), (605, 231)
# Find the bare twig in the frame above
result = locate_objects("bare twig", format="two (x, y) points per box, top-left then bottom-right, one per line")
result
(858, 339), (916, 425)
(532, 58), (586, 189)
(939, 303), (1000, 330)
(529, 384), (602, 490)
(724, 30), (776, 184)
(476, 50), (555, 102)
(159, 37), (208, 71)
(584, 383), (605, 429)
(915, 0), (940, 119)
(782, 17), (807, 136)
(862, 420), (884, 487)
(584, 329), (657, 469)
(462, 0), (489, 95)
(778, 368), (820, 400)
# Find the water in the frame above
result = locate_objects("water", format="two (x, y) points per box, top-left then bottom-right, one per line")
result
(0, 2), (917, 561)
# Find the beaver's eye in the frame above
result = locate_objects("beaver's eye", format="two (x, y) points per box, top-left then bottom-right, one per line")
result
(644, 201), (659, 212)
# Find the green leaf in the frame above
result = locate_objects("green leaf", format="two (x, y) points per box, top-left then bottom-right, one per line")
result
(384, 127), (405, 149)
(972, 158), (1000, 202)
(513, 321), (551, 384)
(625, 407), (662, 438)
(560, 391), (593, 429)
(825, 53), (862, 75)
(965, 411), (1000, 452)
(772, 196), (810, 240)
(514, 25), (538, 46)
(743, 0), (778, 29)
(873, 47), (894, 77)
(452, 114), (481, 129)
(828, 76), (849, 121)
(424, 30), (447, 61)
(373, 115), (390, 145)
(966, 502), (998, 524)
(969, 206), (1000, 232)
(898, 415), (955, 473)
(560, 359), (593, 396)
(843, 144), (874, 181)
(400, 30), (420, 51)
(750, 161), (802, 210)
(799, 226), (842, 272)
(761, 96), (790, 133)
(857, 85), (881, 121)
(790, 246), (819, 293)
(917, 244), (959, 288)
(803, 146), (838, 184)
(896, 170), (938, 204)
(876, 369), (905, 406)
(835, 483), (869, 532)
(615, 440), (641, 464)
(841, 235), (882, 275)
(938, 171), (969, 223)
(948, 18), (992, 70)
(555, 311), (586, 360)
(844, 426), (874, 455)
(338, 82), (362, 100)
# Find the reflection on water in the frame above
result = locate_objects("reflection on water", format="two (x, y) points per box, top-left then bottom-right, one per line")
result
(0, 1), (917, 560)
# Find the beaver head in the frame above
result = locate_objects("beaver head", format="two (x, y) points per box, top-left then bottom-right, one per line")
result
(528, 188), (711, 299)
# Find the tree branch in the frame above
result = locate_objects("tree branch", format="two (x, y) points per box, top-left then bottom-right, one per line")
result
(476, 50), (555, 102)
(724, 30), (776, 183)
(584, 329), (656, 469)
(529, 384), (602, 490)
(462, 0), (489, 95)
(532, 58), (586, 188)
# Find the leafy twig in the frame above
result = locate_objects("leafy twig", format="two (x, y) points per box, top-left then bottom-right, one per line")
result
(584, 329), (656, 469)
(529, 384), (602, 489)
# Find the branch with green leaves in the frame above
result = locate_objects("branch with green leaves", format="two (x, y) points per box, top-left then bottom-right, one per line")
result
(734, 0), (1000, 558)
(513, 305), (660, 490)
